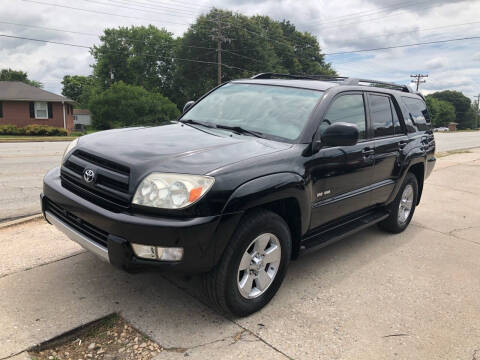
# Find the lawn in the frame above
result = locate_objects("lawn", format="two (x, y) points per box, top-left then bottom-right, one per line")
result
(0, 135), (78, 142)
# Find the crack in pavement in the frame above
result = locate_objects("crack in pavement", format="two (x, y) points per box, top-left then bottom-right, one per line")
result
(158, 274), (295, 360)
(412, 223), (480, 247)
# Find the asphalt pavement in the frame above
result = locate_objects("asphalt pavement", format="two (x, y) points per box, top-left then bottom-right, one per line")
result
(1, 147), (480, 359)
(0, 131), (479, 222)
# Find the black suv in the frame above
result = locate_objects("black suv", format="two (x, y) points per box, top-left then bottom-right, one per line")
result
(42, 73), (436, 316)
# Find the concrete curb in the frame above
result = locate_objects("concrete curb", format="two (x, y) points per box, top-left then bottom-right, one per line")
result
(0, 214), (43, 230)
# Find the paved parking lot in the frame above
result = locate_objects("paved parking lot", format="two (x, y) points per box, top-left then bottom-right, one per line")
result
(0, 131), (479, 222)
(1, 148), (479, 359)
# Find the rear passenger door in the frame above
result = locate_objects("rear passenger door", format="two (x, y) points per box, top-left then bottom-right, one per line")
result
(367, 93), (408, 205)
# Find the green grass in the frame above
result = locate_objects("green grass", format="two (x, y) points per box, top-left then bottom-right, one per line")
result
(0, 135), (78, 142)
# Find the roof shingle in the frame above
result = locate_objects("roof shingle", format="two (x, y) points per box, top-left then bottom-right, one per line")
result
(0, 81), (74, 102)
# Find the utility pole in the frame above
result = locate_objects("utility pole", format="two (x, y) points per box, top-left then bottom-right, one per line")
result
(474, 94), (480, 129)
(210, 14), (231, 85)
(410, 74), (428, 91)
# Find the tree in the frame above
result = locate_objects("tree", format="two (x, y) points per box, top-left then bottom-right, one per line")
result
(88, 82), (180, 130)
(91, 25), (176, 95)
(171, 9), (335, 106)
(425, 96), (456, 127)
(61, 75), (95, 105)
(429, 90), (473, 129)
(0, 68), (42, 87)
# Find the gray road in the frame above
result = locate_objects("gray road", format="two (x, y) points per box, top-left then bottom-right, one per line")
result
(1, 148), (480, 359)
(0, 131), (479, 221)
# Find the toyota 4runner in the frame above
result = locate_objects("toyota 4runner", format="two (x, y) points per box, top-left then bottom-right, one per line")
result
(41, 73), (436, 316)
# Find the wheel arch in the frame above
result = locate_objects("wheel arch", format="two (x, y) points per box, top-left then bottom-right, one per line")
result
(219, 173), (310, 261)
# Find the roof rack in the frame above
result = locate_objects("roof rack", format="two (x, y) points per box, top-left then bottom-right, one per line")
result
(250, 73), (414, 93)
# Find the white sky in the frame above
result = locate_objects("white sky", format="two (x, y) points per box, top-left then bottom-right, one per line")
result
(0, 0), (479, 101)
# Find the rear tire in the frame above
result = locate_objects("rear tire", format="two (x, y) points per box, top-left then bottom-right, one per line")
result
(378, 172), (418, 233)
(204, 210), (291, 317)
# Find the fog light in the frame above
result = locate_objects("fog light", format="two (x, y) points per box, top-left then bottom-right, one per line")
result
(157, 247), (184, 261)
(131, 244), (183, 261)
(131, 244), (156, 260)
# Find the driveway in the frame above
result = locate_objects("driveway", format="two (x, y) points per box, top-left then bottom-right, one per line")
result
(1, 148), (479, 359)
(0, 131), (479, 221)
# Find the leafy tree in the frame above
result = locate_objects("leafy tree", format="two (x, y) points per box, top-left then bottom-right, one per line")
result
(429, 90), (473, 129)
(0, 68), (42, 87)
(88, 82), (180, 130)
(425, 96), (456, 127)
(172, 9), (335, 106)
(91, 26), (176, 95)
(61, 75), (95, 105)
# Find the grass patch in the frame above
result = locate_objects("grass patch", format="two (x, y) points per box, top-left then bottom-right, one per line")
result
(436, 149), (472, 158)
(0, 135), (77, 142)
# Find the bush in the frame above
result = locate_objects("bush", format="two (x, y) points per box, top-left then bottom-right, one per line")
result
(89, 81), (180, 130)
(0, 124), (67, 136)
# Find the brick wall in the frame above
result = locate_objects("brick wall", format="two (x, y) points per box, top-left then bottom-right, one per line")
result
(0, 101), (74, 133)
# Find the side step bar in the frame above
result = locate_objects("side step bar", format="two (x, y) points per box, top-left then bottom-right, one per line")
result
(300, 209), (389, 255)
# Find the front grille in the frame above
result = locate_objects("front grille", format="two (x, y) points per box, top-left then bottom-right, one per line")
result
(46, 199), (108, 248)
(61, 150), (131, 212)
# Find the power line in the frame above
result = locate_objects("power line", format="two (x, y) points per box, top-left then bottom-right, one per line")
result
(104, 0), (207, 14)
(324, 35), (480, 56)
(20, 0), (192, 26)
(0, 33), (253, 73)
(80, 0), (199, 17)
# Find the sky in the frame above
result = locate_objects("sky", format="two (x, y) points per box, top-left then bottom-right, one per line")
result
(0, 0), (479, 101)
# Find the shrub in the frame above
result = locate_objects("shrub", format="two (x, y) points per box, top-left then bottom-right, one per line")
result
(0, 124), (67, 136)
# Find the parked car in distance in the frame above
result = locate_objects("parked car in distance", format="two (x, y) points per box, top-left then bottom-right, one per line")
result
(434, 127), (449, 132)
(41, 73), (436, 316)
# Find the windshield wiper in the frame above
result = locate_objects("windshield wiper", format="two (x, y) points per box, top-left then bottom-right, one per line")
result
(180, 119), (216, 128)
(215, 124), (264, 138)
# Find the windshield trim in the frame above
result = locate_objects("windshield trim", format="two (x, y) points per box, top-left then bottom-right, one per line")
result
(179, 83), (324, 144)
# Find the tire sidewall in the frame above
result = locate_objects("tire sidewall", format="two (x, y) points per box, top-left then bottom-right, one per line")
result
(224, 213), (291, 316)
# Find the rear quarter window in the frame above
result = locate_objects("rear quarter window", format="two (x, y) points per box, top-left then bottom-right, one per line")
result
(401, 97), (431, 132)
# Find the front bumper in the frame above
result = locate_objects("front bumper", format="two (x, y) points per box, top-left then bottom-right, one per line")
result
(42, 167), (243, 273)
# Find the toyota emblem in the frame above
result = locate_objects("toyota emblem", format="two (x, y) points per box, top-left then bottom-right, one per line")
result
(83, 169), (96, 183)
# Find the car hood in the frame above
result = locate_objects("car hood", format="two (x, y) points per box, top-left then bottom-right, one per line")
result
(75, 123), (291, 176)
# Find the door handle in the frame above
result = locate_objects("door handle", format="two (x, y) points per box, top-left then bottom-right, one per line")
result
(362, 147), (375, 156)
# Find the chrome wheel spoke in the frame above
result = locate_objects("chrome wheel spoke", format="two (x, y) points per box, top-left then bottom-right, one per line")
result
(238, 252), (252, 271)
(238, 273), (254, 298)
(254, 234), (271, 253)
(263, 244), (281, 264)
(256, 269), (271, 291)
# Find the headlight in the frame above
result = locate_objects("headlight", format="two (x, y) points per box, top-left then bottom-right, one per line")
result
(132, 173), (215, 209)
(61, 138), (79, 163)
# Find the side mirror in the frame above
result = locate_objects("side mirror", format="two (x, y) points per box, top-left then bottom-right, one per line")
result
(183, 101), (195, 113)
(320, 122), (359, 148)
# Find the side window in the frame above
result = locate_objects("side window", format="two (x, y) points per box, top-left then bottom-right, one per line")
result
(402, 97), (430, 131)
(322, 94), (366, 139)
(370, 94), (394, 137)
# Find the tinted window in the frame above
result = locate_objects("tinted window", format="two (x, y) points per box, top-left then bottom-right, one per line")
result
(183, 83), (323, 141)
(402, 97), (430, 131)
(322, 94), (366, 139)
(370, 94), (394, 137)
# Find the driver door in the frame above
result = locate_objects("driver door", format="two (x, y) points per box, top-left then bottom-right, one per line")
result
(308, 91), (375, 230)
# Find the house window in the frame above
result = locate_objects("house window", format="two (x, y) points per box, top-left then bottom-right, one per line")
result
(34, 102), (48, 119)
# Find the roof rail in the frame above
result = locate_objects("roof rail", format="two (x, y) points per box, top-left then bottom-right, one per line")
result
(250, 73), (414, 93)
(251, 73), (347, 82)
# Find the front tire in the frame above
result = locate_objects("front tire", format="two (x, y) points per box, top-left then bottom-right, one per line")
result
(204, 210), (291, 316)
(378, 172), (418, 233)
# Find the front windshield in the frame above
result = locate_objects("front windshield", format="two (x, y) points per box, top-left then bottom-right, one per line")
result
(182, 83), (324, 141)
